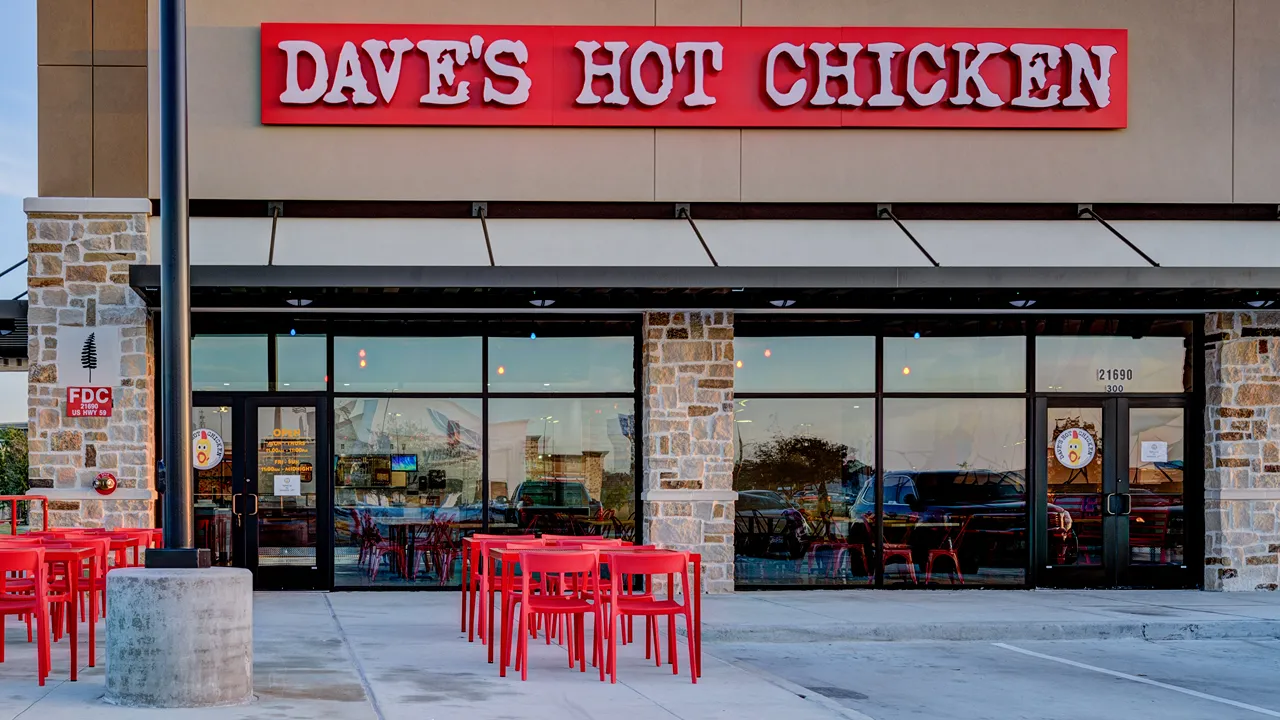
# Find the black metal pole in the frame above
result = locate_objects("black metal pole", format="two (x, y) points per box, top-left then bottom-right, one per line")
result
(159, 0), (193, 552)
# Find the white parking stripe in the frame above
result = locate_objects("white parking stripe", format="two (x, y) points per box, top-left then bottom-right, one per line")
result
(994, 643), (1280, 718)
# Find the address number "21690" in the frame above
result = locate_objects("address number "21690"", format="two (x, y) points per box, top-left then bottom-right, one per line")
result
(1097, 367), (1133, 393)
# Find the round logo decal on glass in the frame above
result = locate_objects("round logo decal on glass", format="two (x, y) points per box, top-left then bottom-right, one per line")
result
(193, 428), (225, 471)
(1053, 428), (1097, 469)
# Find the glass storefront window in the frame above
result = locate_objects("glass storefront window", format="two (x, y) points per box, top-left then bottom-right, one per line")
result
(193, 335), (268, 391)
(884, 336), (1026, 393)
(487, 398), (636, 538)
(1128, 407), (1185, 566)
(276, 334), (327, 391)
(334, 337), (481, 393)
(883, 398), (1027, 586)
(488, 336), (634, 392)
(192, 405), (234, 566)
(332, 397), (483, 587)
(732, 399), (876, 586)
(735, 337), (875, 393)
(1036, 336), (1190, 393)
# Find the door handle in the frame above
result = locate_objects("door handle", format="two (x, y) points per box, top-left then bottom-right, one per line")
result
(1121, 493), (1133, 516)
(1104, 493), (1120, 516)
(247, 494), (259, 516)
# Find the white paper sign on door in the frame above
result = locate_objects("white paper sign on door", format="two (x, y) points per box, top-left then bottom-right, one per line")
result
(1140, 441), (1168, 463)
(273, 474), (302, 496)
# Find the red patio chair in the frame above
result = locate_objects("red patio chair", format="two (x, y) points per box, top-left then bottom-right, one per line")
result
(0, 548), (52, 685)
(925, 516), (972, 586)
(508, 550), (605, 682)
(604, 550), (697, 684)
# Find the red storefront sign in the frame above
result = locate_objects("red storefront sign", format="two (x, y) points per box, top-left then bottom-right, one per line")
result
(261, 24), (1127, 129)
(66, 387), (113, 418)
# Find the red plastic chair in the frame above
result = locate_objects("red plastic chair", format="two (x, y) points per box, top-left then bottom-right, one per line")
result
(605, 551), (697, 684)
(508, 550), (605, 682)
(925, 516), (972, 586)
(0, 548), (52, 685)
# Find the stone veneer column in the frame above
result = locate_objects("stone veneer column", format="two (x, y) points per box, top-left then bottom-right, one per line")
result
(641, 311), (736, 593)
(25, 198), (155, 529)
(1204, 311), (1280, 591)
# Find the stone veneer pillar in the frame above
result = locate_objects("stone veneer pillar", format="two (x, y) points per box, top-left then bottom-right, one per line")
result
(1204, 311), (1280, 591)
(24, 198), (155, 529)
(641, 311), (736, 593)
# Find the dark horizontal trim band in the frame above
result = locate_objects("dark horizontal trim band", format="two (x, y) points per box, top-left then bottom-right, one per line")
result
(153, 199), (1280, 222)
(130, 264), (1280, 292)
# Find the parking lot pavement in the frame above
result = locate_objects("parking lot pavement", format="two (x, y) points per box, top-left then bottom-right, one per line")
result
(712, 638), (1280, 720)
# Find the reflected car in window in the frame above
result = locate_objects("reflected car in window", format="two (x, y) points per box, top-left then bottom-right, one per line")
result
(734, 490), (813, 560)
(507, 478), (593, 531)
(848, 470), (1078, 575)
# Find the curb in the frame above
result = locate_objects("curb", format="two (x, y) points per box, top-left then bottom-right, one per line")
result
(699, 620), (1280, 643)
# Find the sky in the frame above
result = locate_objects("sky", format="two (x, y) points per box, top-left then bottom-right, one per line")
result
(0, 1), (36, 422)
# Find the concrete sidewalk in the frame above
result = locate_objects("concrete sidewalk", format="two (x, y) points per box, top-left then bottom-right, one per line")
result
(1, 592), (863, 720)
(699, 589), (1280, 642)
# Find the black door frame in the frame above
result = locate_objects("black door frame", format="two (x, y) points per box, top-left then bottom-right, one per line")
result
(191, 392), (332, 590)
(243, 395), (332, 591)
(1035, 396), (1192, 588)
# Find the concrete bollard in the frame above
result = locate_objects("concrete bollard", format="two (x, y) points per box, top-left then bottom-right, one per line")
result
(105, 567), (254, 707)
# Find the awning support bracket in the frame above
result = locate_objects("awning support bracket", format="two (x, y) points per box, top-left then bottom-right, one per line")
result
(878, 204), (940, 267)
(267, 201), (283, 266)
(473, 202), (495, 267)
(1078, 204), (1160, 267)
(676, 203), (718, 267)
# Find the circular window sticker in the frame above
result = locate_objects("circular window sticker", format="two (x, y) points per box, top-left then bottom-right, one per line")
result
(1053, 428), (1097, 469)
(193, 428), (225, 471)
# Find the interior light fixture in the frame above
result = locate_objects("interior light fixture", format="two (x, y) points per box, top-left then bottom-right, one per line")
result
(530, 299), (556, 307)
(1246, 300), (1276, 308)
(285, 298), (313, 307)
(0, 319), (15, 336)
(769, 299), (797, 308)
(1009, 300), (1037, 308)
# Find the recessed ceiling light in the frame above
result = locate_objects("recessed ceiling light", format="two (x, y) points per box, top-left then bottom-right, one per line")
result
(769, 299), (797, 308)
(530, 299), (556, 307)
(1246, 300), (1275, 308)
(285, 298), (313, 307)
(1010, 300), (1037, 308)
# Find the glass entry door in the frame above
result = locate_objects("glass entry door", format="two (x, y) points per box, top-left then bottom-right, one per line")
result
(1037, 398), (1188, 587)
(245, 398), (330, 590)
(191, 396), (331, 590)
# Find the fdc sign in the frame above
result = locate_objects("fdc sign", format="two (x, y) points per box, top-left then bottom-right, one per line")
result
(66, 387), (114, 418)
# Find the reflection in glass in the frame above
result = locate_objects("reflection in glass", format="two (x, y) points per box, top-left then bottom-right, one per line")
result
(884, 336), (1026, 393)
(1045, 407), (1102, 570)
(276, 334), (327, 391)
(334, 337), (481, 393)
(193, 335), (268, 391)
(1036, 336), (1190, 393)
(192, 406), (234, 566)
(735, 337), (875, 393)
(255, 406), (319, 567)
(1128, 408), (1185, 566)
(488, 337), (634, 392)
(732, 399), (876, 586)
(332, 398), (483, 587)
(488, 399), (636, 538)
(884, 398), (1028, 586)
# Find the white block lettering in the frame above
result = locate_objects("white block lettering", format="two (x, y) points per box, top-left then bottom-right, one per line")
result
(1063, 44), (1116, 108)
(866, 42), (905, 108)
(950, 42), (1007, 108)
(574, 40), (630, 105)
(1010, 43), (1062, 108)
(766, 42), (807, 107)
(417, 40), (472, 105)
(675, 41), (723, 107)
(630, 41), (674, 106)
(278, 40), (328, 104)
(906, 42), (947, 106)
(483, 39), (532, 105)
(808, 42), (863, 107)
(324, 41), (377, 105)
(361, 38), (415, 104)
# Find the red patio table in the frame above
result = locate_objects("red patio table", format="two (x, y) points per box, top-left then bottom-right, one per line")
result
(41, 545), (93, 681)
(0, 495), (48, 536)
